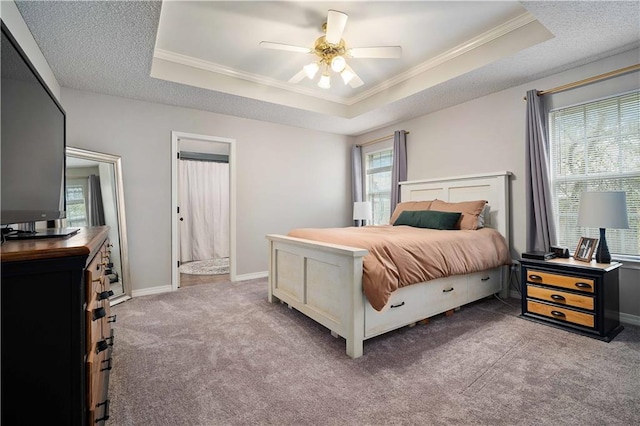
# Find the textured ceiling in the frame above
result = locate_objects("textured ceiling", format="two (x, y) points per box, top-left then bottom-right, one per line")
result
(14, 1), (640, 136)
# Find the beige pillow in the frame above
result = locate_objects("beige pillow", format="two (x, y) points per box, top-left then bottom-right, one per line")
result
(429, 199), (487, 230)
(389, 200), (433, 224)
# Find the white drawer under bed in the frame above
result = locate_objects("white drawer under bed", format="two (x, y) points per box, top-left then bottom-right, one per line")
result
(364, 268), (501, 339)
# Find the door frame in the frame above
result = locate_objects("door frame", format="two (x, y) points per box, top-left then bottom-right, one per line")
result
(171, 131), (237, 290)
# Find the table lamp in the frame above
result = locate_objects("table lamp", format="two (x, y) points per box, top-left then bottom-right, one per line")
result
(577, 191), (629, 263)
(353, 201), (372, 226)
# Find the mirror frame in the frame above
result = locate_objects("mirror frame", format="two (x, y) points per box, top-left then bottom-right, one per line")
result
(66, 147), (131, 304)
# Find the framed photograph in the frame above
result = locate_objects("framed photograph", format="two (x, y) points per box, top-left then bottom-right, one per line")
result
(574, 237), (598, 262)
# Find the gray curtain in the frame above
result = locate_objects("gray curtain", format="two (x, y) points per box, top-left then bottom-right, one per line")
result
(390, 130), (407, 214)
(525, 89), (557, 252)
(351, 145), (364, 227)
(87, 174), (106, 226)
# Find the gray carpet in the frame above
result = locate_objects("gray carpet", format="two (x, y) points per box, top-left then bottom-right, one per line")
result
(110, 278), (640, 425)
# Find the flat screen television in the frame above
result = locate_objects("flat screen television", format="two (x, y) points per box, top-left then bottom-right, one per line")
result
(1, 21), (77, 239)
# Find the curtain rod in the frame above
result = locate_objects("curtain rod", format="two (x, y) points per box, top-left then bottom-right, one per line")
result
(358, 131), (410, 147)
(524, 63), (640, 100)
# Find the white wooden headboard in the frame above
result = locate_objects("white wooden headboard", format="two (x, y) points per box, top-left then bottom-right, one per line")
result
(400, 171), (512, 245)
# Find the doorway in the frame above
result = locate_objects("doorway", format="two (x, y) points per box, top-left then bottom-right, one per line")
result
(171, 131), (237, 290)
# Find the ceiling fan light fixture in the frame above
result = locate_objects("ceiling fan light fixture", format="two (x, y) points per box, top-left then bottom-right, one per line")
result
(261, 9), (402, 91)
(331, 56), (346, 72)
(340, 68), (355, 84)
(318, 72), (331, 89)
(303, 62), (319, 79)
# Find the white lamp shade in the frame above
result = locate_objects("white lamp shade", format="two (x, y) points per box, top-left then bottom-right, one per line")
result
(577, 191), (629, 229)
(317, 73), (331, 89)
(353, 201), (372, 221)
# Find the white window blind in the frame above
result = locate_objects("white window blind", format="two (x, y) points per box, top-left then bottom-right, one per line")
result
(549, 90), (640, 257)
(365, 149), (393, 225)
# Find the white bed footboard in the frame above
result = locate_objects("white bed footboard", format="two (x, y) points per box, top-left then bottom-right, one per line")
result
(267, 234), (368, 358)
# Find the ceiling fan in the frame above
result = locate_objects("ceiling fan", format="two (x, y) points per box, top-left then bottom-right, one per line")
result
(259, 9), (402, 89)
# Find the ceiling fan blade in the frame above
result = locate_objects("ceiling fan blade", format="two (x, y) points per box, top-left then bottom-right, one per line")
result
(348, 46), (402, 59)
(259, 41), (312, 54)
(325, 10), (348, 44)
(288, 69), (306, 84)
(343, 64), (364, 88)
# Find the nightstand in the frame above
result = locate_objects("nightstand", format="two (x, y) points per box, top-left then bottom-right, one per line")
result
(520, 257), (623, 342)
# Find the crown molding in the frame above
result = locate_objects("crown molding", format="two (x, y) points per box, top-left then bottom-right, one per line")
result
(153, 48), (349, 105)
(345, 12), (538, 105)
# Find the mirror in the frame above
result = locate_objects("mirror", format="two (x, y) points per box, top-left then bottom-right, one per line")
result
(65, 147), (131, 304)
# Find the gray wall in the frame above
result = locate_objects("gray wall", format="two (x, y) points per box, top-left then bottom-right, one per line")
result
(355, 48), (640, 321)
(61, 88), (353, 291)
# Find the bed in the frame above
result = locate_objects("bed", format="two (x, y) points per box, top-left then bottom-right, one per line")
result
(267, 171), (512, 358)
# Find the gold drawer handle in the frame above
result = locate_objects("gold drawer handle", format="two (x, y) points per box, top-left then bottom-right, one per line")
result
(529, 274), (542, 281)
(575, 282), (592, 290)
(550, 310), (566, 319)
(550, 294), (566, 301)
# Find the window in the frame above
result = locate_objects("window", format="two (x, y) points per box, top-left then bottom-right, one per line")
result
(365, 149), (393, 225)
(549, 90), (640, 258)
(66, 181), (88, 227)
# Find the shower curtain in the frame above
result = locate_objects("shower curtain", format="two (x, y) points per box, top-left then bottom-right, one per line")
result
(179, 159), (230, 263)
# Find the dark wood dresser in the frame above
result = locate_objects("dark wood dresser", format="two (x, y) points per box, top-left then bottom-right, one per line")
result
(1, 226), (115, 424)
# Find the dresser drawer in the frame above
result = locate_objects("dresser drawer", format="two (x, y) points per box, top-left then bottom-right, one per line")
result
(87, 349), (103, 410)
(86, 252), (104, 290)
(526, 269), (594, 294)
(527, 300), (594, 328)
(527, 285), (595, 310)
(86, 302), (106, 353)
(87, 346), (111, 425)
(102, 301), (113, 338)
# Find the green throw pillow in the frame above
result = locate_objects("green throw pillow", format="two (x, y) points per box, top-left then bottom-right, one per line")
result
(393, 210), (421, 227)
(393, 210), (461, 230)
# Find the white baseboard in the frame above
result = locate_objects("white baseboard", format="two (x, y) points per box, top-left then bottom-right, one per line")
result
(235, 271), (268, 281)
(132, 285), (173, 298)
(129, 273), (267, 298)
(620, 312), (640, 327)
